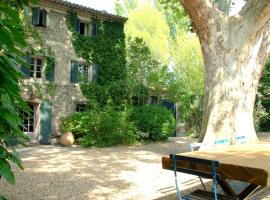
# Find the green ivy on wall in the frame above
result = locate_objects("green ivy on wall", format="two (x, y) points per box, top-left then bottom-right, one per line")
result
(66, 11), (128, 105)
(66, 11), (126, 83)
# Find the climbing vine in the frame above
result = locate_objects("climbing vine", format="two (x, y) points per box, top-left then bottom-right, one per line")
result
(66, 11), (127, 105)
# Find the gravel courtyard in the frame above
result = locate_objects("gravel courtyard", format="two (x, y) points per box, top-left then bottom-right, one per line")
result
(1, 136), (270, 200)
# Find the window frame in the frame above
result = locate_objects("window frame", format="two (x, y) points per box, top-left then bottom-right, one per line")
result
(20, 104), (35, 134)
(79, 21), (90, 36)
(32, 7), (47, 27)
(78, 61), (92, 82)
(30, 57), (44, 79)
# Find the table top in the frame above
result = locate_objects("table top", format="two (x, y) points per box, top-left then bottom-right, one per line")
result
(162, 141), (270, 186)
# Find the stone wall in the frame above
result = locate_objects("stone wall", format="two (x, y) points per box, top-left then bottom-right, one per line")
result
(27, 6), (89, 136)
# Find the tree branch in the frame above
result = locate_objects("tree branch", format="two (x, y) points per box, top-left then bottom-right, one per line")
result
(239, 0), (270, 32)
(179, 0), (216, 43)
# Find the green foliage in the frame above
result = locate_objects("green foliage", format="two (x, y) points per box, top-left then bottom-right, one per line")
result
(115, 0), (138, 17)
(157, 0), (191, 34)
(44, 48), (55, 76)
(169, 30), (204, 135)
(255, 58), (270, 131)
(125, 4), (170, 65)
(60, 105), (138, 147)
(0, 0), (36, 196)
(66, 12), (127, 105)
(66, 12), (126, 84)
(131, 105), (176, 140)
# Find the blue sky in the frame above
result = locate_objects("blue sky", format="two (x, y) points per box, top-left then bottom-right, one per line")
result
(66, 0), (116, 14)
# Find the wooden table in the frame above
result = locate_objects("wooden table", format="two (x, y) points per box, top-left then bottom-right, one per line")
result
(162, 141), (270, 198)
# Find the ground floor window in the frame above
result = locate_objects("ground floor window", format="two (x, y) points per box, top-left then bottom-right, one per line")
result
(76, 103), (86, 112)
(20, 104), (35, 133)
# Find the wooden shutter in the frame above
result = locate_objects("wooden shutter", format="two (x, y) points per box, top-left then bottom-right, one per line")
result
(45, 62), (55, 82)
(21, 55), (30, 78)
(41, 9), (47, 26)
(70, 60), (78, 83)
(32, 7), (40, 25)
(92, 64), (99, 82)
(76, 18), (80, 33)
(91, 19), (98, 36)
(40, 101), (52, 144)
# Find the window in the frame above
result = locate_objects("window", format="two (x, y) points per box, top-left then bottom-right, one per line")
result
(76, 19), (98, 36)
(30, 57), (43, 78)
(20, 104), (34, 133)
(149, 96), (158, 105)
(79, 22), (90, 35)
(76, 104), (86, 112)
(70, 60), (99, 83)
(78, 62), (91, 81)
(32, 7), (47, 27)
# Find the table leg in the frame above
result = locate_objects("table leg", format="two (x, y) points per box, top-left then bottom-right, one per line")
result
(238, 184), (265, 199)
(217, 178), (237, 197)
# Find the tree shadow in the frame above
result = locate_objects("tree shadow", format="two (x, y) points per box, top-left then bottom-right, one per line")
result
(0, 138), (197, 200)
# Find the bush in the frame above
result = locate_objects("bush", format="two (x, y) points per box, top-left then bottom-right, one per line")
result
(60, 105), (138, 147)
(60, 112), (95, 140)
(131, 105), (176, 141)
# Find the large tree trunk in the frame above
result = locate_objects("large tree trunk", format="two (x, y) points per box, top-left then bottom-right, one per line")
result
(179, 0), (270, 146)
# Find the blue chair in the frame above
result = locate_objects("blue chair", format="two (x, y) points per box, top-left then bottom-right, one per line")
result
(170, 154), (237, 200)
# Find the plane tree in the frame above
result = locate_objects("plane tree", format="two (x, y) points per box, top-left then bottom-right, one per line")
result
(167, 0), (270, 145)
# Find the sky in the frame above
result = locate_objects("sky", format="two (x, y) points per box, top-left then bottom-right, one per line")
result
(65, 0), (246, 16)
(66, 0), (116, 14)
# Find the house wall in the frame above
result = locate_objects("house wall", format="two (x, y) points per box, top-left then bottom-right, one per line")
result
(38, 8), (86, 136)
(22, 4), (88, 138)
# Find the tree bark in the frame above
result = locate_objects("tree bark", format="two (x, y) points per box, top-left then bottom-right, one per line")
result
(179, 0), (270, 146)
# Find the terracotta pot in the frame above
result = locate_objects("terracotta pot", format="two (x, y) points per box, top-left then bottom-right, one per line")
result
(60, 132), (74, 146)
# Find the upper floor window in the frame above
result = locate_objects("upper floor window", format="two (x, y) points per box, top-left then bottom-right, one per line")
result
(30, 57), (43, 78)
(79, 22), (90, 35)
(70, 60), (99, 83)
(21, 56), (54, 81)
(76, 19), (98, 36)
(32, 7), (47, 27)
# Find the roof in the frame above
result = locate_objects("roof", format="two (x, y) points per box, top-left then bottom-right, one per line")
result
(45, 0), (127, 22)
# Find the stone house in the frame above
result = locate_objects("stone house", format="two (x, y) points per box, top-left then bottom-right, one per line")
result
(20, 0), (126, 144)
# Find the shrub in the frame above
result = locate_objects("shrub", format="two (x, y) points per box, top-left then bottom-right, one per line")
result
(131, 105), (176, 141)
(60, 105), (138, 147)
(60, 112), (95, 140)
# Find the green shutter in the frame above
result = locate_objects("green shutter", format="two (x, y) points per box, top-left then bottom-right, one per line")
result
(21, 55), (30, 78)
(92, 64), (99, 82)
(42, 9), (47, 26)
(91, 19), (98, 36)
(70, 60), (78, 83)
(32, 7), (40, 25)
(76, 18), (80, 33)
(40, 101), (52, 144)
(45, 64), (55, 81)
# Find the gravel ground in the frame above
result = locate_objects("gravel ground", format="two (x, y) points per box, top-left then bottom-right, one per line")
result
(1, 136), (270, 200)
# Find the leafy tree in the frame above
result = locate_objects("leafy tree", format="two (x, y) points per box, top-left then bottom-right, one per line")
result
(115, 0), (138, 17)
(125, 4), (170, 65)
(157, 0), (191, 35)
(168, 0), (270, 145)
(255, 58), (270, 131)
(0, 0), (35, 198)
(169, 30), (204, 135)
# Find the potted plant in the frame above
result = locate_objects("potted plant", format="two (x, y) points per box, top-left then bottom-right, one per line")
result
(59, 119), (74, 146)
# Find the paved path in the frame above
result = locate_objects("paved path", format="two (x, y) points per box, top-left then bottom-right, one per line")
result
(1, 137), (270, 200)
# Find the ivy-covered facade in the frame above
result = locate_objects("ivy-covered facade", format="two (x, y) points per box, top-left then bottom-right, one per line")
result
(20, 0), (126, 144)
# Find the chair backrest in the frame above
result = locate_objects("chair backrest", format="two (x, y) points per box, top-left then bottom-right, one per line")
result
(170, 154), (220, 200)
(169, 154), (221, 181)
(235, 135), (246, 144)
